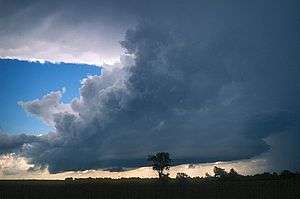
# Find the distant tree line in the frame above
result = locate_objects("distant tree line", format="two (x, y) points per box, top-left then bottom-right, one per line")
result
(147, 152), (299, 181)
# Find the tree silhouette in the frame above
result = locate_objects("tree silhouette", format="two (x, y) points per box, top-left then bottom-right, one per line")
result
(213, 166), (227, 178)
(148, 152), (171, 179)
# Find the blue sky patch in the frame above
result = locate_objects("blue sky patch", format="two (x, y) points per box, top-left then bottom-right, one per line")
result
(0, 59), (100, 134)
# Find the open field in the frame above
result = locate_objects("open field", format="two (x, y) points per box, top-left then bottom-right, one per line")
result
(0, 175), (299, 199)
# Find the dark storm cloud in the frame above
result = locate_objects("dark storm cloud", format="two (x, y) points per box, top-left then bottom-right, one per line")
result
(264, 128), (300, 171)
(0, 132), (39, 154)
(2, 0), (300, 172)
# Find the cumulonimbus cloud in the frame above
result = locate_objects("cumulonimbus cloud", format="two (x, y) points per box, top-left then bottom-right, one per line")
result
(1, 0), (299, 173)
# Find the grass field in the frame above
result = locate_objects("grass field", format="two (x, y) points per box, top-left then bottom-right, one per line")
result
(0, 174), (299, 199)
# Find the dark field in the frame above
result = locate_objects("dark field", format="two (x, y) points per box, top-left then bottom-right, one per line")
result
(0, 175), (299, 199)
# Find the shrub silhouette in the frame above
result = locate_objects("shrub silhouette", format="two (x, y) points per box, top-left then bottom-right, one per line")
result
(176, 172), (190, 179)
(227, 168), (240, 178)
(205, 172), (212, 178)
(213, 166), (227, 178)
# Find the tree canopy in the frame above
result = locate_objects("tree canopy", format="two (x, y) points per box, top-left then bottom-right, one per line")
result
(148, 152), (171, 179)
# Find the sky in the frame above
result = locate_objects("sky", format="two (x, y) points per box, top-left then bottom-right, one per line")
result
(0, 59), (100, 133)
(0, 0), (299, 179)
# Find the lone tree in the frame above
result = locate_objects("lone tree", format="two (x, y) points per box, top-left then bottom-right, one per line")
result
(148, 152), (171, 179)
(228, 168), (240, 178)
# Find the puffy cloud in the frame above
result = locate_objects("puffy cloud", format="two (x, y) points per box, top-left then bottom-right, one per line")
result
(0, 153), (34, 177)
(18, 89), (74, 126)
(4, 0), (300, 173)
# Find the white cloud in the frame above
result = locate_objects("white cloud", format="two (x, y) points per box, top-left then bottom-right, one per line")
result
(18, 89), (74, 126)
(0, 153), (34, 177)
(0, 0), (136, 66)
